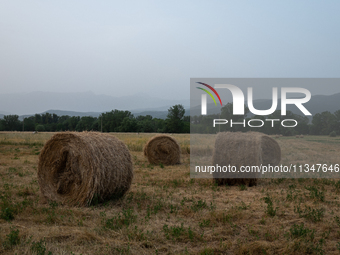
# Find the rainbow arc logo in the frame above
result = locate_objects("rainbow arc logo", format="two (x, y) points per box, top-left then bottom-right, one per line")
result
(196, 82), (223, 106)
(196, 82), (223, 115)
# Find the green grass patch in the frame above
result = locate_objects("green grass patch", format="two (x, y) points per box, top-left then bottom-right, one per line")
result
(294, 205), (324, 222)
(102, 208), (137, 230)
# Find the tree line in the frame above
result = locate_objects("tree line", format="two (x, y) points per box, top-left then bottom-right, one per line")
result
(0, 105), (190, 133)
(2, 103), (339, 135)
(191, 103), (340, 136)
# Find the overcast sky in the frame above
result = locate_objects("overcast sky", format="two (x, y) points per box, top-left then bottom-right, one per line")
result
(1, 1), (340, 100)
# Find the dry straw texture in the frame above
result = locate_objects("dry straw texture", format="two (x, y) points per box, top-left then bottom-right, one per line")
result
(38, 132), (133, 206)
(144, 135), (181, 165)
(212, 131), (281, 186)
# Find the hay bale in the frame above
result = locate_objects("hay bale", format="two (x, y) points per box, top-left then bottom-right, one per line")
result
(300, 135), (304, 138)
(38, 132), (133, 206)
(296, 135), (299, 138)
(212, 132), (281, 186)
(144, 135), (180, 165)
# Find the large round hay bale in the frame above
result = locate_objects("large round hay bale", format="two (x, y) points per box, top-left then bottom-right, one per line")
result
(212, 132), (281, 186)
(144, 135), (181, 165)
(38, 132), (133, 206)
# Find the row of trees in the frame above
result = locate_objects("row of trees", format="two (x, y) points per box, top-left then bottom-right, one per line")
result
(0, 105), (190, 133)
(191, 103), (340, 135)
(1, 103), (339, 135)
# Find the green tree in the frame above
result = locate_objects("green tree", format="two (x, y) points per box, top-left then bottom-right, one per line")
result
(265, 110), (308, 136)
(136, 115), (154, 132)
(153, 118), (165, 133)
(102, 110), (133, 132)
(76, 116), (97, 131)
(190, 113), (220, 134)
(333, 110), (340, 135)
(56, 115), (71, 131)
(35, 125), (45, 132)
(119, 117), (137, 132)
(52, 113), (59, 123)
(292, 114), (309, 135)
(63, 116), (80, 131)
(41, 113), (53, 124)
(23, 117), (36, 131)
(310, 111), (336, 135)
(220, 103), (249, 132)
(34, 114), (42, 124)
(3, 115), (21, 131)
(0, 119), (5, 131)
(165, 104), (185, 133)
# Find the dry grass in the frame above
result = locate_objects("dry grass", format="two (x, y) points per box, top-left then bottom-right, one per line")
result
(0, 132), (340, 254)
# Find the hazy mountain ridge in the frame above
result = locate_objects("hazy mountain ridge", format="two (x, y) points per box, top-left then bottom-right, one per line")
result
(16, 109), (180, 120)
(1, 91), (340, 120)
(0, 91), (189, 116)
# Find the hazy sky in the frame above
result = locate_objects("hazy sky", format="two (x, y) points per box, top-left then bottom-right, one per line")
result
(1, 1), (340, 100)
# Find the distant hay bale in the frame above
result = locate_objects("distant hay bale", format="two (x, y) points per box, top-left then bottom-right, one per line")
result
(280, 134), (283, 137)
(212, 132), (281, 186)
(144, 135), (180, 165)
(275, 135), (280, 138)
(296, 135), (299, 138)
(300, 135), (304, 138)
(38, 132), (133, 206)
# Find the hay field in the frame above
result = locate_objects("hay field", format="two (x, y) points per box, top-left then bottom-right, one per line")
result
(0, 132), (340, 254)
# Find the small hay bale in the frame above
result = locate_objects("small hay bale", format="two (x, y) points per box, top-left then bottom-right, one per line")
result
(300, 135), (304, 138)
(144, 135), (180, 165)
(212, 132), (281, 187)
(296, 135), (299, 138)
(38, 132), (133, 206)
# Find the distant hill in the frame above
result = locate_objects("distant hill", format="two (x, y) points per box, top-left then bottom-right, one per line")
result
(11, 108), (189, 121)
(0, 111), (11, 120)
(0, 91), (189, 116)
(133, 111), (169, 119)
(19, 110), (101, 119)
(2, 92), (340, 121)
(0, 111), (11, 115)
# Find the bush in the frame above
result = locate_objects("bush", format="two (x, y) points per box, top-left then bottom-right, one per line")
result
(329, 131), (336, 137)
(0, 195), (18, 221)
(263, 195), (277, 217)
(3, 227), (20, 250)
(35, 125), (45, 132)
(31, 239), (50, 255)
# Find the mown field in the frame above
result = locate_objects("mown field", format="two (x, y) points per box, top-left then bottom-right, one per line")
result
(0, 132), (340, 254)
